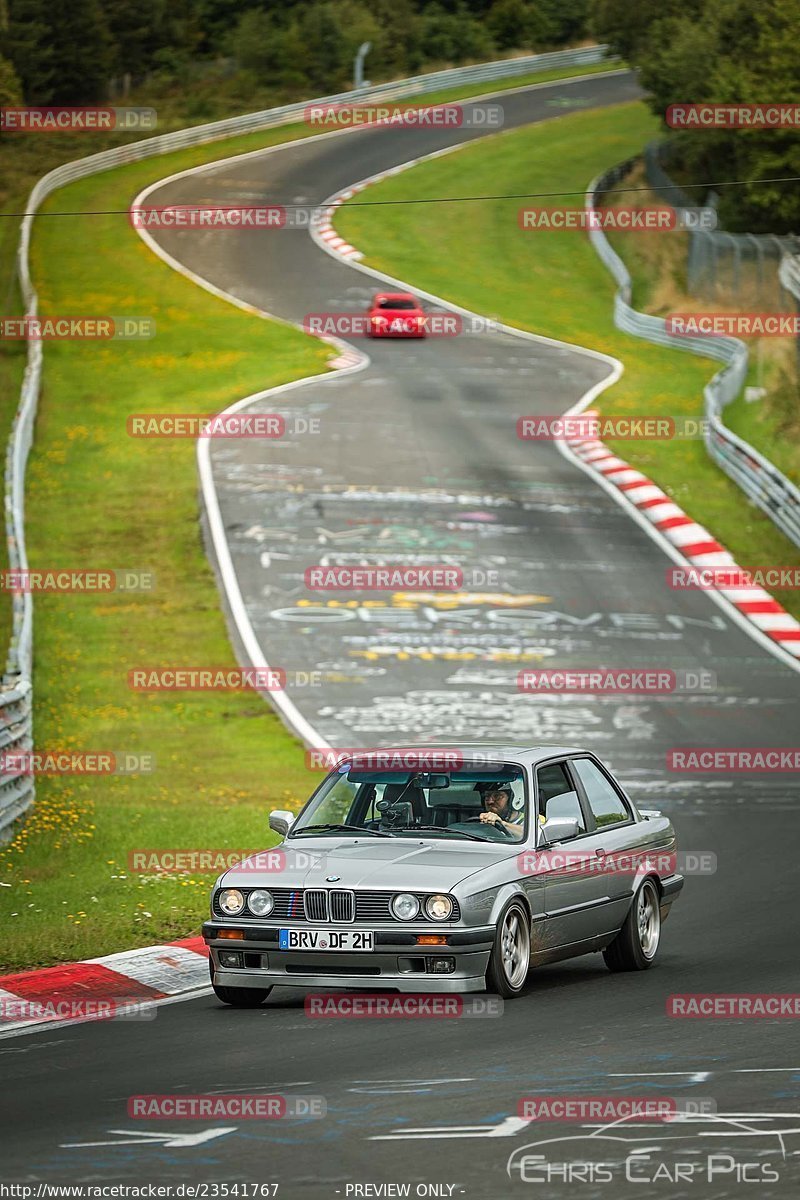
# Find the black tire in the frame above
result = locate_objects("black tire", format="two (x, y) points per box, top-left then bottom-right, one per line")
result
(603, 878), (661, 973)
(485, 899), (531, 998)
(209, 957), (272, 1007)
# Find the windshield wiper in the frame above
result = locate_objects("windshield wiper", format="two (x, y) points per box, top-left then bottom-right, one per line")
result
(291, 823), (394, 838)
(393, 825), (489, 843)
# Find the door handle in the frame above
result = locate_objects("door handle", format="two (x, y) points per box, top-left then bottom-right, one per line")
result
(594, 847), (606, 858)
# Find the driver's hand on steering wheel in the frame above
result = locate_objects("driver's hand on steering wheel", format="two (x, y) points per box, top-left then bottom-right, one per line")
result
(479, 811), (500, 826)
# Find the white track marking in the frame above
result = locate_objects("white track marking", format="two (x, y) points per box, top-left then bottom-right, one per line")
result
(373, 1115), (533, 1140)
(61, 1128), (236, 1149)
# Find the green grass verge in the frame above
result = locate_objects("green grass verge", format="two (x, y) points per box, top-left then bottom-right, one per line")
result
(336, 100), (800, 617)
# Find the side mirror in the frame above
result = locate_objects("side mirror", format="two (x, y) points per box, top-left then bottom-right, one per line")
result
(269, 809), (295, 838)
(541, 816), (580, 844)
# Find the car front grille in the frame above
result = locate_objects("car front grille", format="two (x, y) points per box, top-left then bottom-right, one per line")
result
(213, 888), (460, 923)
(303, 889), (329, 922)
(329, 890), (355, 923)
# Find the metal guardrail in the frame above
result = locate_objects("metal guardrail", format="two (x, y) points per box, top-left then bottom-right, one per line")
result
(780, 253), (800, 300)
(780, 252), (800, 373)
(645, 141), (800, 307)
(588, 159), (800, 550)
(2, 44), (613, 839)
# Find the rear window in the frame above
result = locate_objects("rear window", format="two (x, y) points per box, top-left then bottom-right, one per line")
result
(377, 297), (416, 310)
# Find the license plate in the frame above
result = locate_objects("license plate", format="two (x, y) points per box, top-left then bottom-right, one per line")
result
(279, 928), (374, 952)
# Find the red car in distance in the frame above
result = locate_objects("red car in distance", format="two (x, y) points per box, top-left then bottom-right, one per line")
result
(367, 292), (427, 338)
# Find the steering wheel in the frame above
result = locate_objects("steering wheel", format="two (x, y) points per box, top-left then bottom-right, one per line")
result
(464, 816), (514, 839)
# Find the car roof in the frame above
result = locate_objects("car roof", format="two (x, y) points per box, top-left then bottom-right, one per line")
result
(373, 292), (417, 302)
(378, 741), (591, 763)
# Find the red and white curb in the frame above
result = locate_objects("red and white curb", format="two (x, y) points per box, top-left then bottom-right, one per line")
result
(313, 184), (370, 259)
(312, 170), (406, 260)
(567, 413), (800, 658)
(0, 936), (209, 1035)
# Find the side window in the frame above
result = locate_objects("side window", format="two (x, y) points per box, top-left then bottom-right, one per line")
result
(571, 758), (630, 828)
(536, 762), (585, 833)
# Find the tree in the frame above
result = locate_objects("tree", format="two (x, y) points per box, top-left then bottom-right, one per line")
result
(0, 54), (23, 109)
(489, 0), (555, 51)
(104, 0), (179, 81)
(6, 0), (55, 103)
(589, 0), (701, 61)
(420, 1), (494, 63)
(47, 0), (114, 103)
(591, 0), (800, 233)
(294, 3), (348, 92)
(539, 0), (590, 44)
(7, 0), (114, 103)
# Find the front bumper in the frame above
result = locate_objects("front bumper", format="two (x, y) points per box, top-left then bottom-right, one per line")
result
(367, 324), (426, 338)
(203, 921), (493, 993)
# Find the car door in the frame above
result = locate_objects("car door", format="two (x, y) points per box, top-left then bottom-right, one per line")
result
(529, 759), (612, 958)
(568, 755), (641, 931)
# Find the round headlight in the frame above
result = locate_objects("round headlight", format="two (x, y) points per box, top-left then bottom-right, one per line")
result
(391, 892), (420, 921)
(218, 888), (245, 916)
(425, 893), (454, 921)
(247, 889), (274, 917)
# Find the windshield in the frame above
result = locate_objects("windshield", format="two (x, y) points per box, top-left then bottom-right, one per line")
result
(377, 297), (416, 310)
(290, 764), (528, 842)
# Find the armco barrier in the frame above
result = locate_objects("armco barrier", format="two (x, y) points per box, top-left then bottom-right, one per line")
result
(588, 159), (800, 551)
(780, 252), (800, 374)
(2, 44), (613, 840)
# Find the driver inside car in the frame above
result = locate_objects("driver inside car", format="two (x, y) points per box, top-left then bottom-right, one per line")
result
(477, 782), (526, 839)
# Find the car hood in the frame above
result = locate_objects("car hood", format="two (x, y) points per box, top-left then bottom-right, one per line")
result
(222, 838), (517, 891)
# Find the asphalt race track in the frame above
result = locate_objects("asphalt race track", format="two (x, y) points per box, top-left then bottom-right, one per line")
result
(4, 71), (800, 1199)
